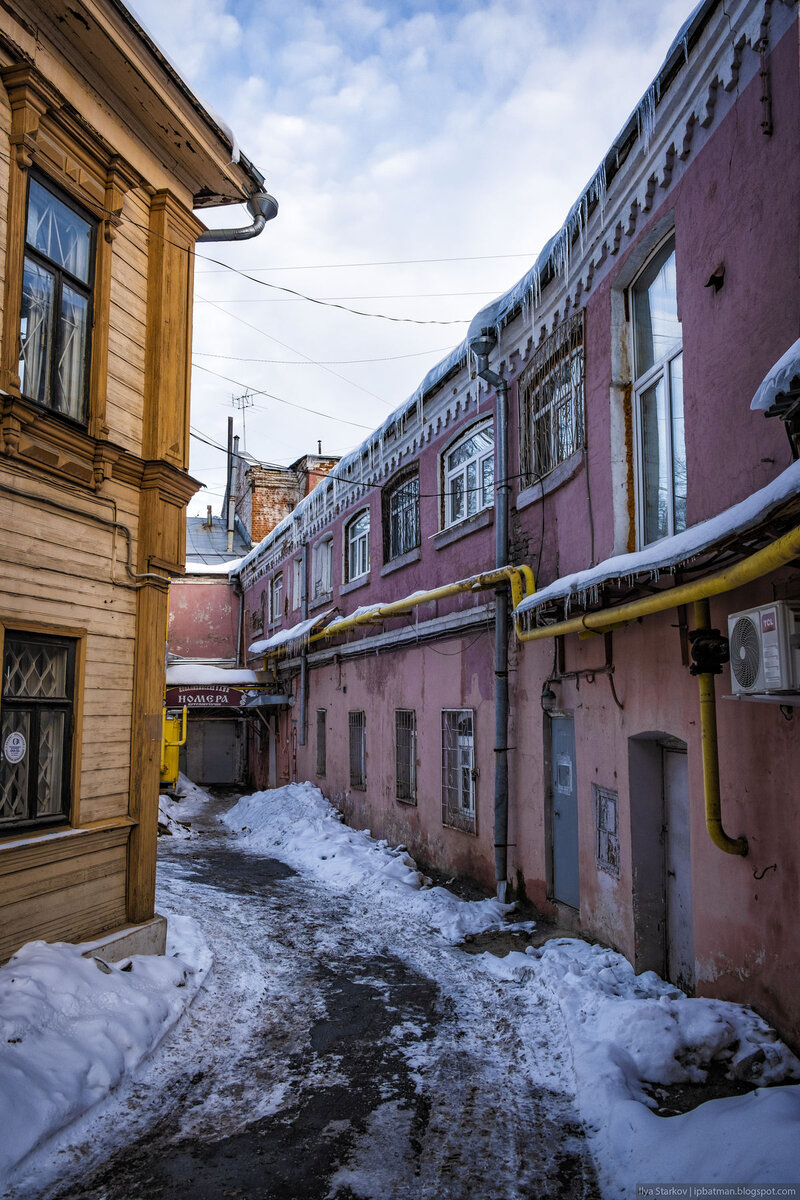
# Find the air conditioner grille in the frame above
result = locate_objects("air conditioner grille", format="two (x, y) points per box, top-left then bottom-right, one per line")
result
(730, 615), (760, 689)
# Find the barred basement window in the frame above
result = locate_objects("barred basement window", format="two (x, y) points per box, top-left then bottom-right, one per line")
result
(441, 709), (476, 833)
(315, 709), (327, 777)
(593, 784), (620, 877)
(519, 311), (584, 486)
(348, 710), (366, 789)
(1, 631), (76, 830)
(395, 709), (416, 803)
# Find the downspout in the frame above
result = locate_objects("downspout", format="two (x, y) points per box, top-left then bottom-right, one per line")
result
(299, 543), (309, 747)
(470, 327), (511, 901)
(197, 191), (279, 243)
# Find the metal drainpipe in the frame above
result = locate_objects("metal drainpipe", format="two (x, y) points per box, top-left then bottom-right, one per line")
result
(299, 543), (309, 747)
(197, 191), (279, 243)
(470, 327), (511, 901)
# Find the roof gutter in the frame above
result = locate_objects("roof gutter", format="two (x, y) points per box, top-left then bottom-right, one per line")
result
(197, 191), (279, 243)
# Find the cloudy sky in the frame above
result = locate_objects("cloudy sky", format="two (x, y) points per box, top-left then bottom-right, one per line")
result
(132, 0), (698, 515)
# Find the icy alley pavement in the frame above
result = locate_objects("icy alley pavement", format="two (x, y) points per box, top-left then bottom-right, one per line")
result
(1, 780), (799, 1199)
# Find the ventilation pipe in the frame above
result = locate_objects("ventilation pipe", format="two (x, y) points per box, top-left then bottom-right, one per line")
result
(470, 326), (511, 901)
(197, 191), (279, 243)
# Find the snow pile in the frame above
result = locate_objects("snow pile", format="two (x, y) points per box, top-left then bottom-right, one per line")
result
(0, 916), (210, 1184)
(158, 792), (196, 839)
(221, 783), (511, 942)
(480, 938), (800, 1191)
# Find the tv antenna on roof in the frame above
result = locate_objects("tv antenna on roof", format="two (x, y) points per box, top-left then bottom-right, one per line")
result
(232, 391), (254, 451)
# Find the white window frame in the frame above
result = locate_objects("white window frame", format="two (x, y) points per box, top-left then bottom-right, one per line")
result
(312, 536), (333, 601)
(292, 557), (302, 611)
(631, 237), (685, 548)
(441, 708), (476, 832)
(519, 312), (584, 485)
(270, 572), (283, 625)
(345, 508), (370, 583)
(442, 420), (494, 530)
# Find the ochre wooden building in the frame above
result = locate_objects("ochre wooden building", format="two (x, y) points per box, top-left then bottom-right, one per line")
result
(0, 0), (269, 959)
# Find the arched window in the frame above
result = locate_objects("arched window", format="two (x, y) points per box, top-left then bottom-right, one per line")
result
(345, 509), (370, 582)
(442, 420), (494, 529)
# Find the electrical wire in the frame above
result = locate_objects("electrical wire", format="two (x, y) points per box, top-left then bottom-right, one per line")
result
(192, 363), (378, 430)
(195, 251), (537, 274)
(192, 346), (455, 365)
(194, 289), (501, 305)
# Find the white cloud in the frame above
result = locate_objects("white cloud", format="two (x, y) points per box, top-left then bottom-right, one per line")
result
(130, 0), (699, 511)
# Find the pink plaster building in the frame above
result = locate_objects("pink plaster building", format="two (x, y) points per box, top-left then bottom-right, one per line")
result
(231, 0), (800, 1047)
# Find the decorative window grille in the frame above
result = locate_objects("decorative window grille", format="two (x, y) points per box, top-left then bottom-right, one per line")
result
(519, 311), (585, 487)
(270, 573), (283, 624)
(312, 537), (333, 600)
(348, 711), (366, 789)
(631, 239), (685, 546)
(315, 709), (327, 777)
(292, 558), (303, 611)
(345, 510), (370, 582)
(443, 422), (494, 528)
(441, 709), (476, 833)
(19, 177), (95, 424)
(593, 784), (620, 877)
(395, 709), (416, 803)
(385, 473), (420, 561)
(1, 632), (76, 830)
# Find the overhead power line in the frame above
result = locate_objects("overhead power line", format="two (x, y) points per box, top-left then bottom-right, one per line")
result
(196, 251), (535, 274)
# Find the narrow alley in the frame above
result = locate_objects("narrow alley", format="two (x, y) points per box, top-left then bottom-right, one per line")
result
(7, 785), (599, 1200)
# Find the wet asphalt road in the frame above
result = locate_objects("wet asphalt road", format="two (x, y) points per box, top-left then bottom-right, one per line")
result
(11, 791), (601, 1200)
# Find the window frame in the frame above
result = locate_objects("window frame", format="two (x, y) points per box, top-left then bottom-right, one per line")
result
(630, 237), (685, 548)
(311, 536), (334, 602)
(292, 557), (303, 611)
(519, 311), (585, 487)
(18, 172), (97, 427)
(441, 708), (476, 833)
(383, 470), (420, 563)
(395, 709), (417, 804)
(270, 572), (284, 626)
(348, 710), (366, 790)
(0, 629), (77, 833)
(441, 419), (494, 530)
(344, 508), (371, 584)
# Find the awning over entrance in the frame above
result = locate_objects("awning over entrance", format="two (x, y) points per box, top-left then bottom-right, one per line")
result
(516, 459), (800, 625)
(248, 609), (335, 659)
(165, 664), (278, 710)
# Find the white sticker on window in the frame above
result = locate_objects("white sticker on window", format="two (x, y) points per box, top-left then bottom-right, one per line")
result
(4, 731), (26, 764)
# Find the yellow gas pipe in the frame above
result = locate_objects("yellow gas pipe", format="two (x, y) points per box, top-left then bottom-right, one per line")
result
(693, 599), (748, 856)
(515, 527), (800, 856)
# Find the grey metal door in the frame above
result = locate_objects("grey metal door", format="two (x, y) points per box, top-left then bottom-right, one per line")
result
(550, 715), (580, 908)
(664, 746), (694, 992)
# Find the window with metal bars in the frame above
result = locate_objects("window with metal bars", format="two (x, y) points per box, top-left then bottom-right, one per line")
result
(395, 709), (416, 803)
(315, 709), (327, 777)
(383, 472), (420, 561)
(519, 312), (585, 486)
(1, 631), (76, 830)
(441, 709), (476, 833)
(19, 176), (96, 425)
(348, 711), (366, 789)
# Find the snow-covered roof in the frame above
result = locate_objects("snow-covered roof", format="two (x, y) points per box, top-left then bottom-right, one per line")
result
(165, 665), (263, 685)
(516, 459), (800, 619)
(751, 336), (800, 413)
(248, 610), (334, 656)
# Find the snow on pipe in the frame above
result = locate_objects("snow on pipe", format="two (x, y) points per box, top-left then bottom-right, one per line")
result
(197, 191), (279, 243)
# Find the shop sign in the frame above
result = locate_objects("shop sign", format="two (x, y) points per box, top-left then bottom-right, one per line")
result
(165, 685), (252, 709)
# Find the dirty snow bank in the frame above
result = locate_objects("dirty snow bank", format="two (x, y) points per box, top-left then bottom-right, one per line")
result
(0, 915), (211, 1184)
(222, 782), (511, 942)
(480, 938), (800, 1192)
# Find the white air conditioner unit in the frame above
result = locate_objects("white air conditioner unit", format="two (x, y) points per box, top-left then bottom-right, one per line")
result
(727, 601), (800, 695)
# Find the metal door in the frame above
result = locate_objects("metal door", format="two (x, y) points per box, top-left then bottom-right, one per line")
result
(663, 746), (694, 992)
(550, 715), (580, 908)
